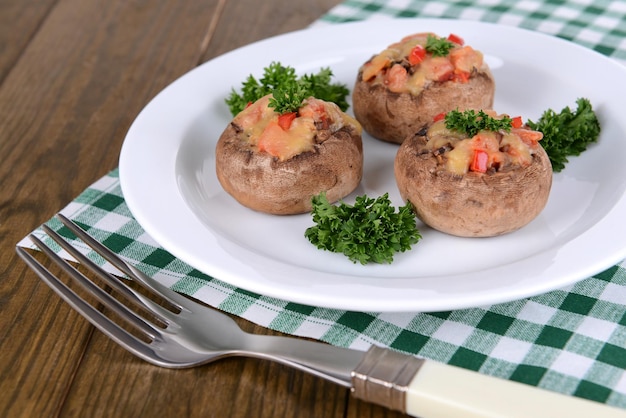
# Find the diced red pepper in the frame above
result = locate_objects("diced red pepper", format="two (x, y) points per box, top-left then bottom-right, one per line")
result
(408, 45), (426, 65)
(470, 149), (489, 173)
(454, 70), (471, 83)
(433, 112), (446, 122)
(277, 112), (297, 130)
(447, 33), (464, 45)
(511, 116), (523, 129)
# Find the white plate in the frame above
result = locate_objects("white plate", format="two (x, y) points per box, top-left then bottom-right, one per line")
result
(119, 18), (626, 312)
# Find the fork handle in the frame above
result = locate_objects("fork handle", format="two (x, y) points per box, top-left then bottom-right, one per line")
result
(352, 346), (626, 418)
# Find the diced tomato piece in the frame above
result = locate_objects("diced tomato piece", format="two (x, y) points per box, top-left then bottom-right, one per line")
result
(470, 149), (489, 173)
(450, 46), (483, 75)
(298, 100), (325, 118)
(233, 96), (271, 129)
(454, 70), (471, 83)
(422, 57), (455, 81)
(511, 116), (523, 129)
(277, 112), (297, 130)
(433, 112), (446, 122)
(257, 119), (316, 161)
(299, 99), (330, 128)
(258, 120), (309, 160)
(408, 45), (426, 65)
(385, 64), (409, 92)
(513, 128), (543, 146)
(257, 121), (288, 157)
(447, 33), (464, 45)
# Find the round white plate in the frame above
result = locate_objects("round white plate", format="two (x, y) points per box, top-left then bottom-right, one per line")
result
(119, 18), (626, 312)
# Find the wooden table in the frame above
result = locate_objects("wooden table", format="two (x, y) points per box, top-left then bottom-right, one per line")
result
(0, 1), (409, 416)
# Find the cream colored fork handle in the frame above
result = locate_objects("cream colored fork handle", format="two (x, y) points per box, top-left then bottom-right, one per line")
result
(352, 346), (626, 418)
(406, 361), (626, 418)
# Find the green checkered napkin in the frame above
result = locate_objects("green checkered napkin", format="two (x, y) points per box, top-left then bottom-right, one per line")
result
(318, 0), (626, 64)
(18, 0), (626, 409)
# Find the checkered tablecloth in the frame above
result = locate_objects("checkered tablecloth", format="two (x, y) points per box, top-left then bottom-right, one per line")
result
(18, 0), (626, 409)
(318, 0), (626, 64)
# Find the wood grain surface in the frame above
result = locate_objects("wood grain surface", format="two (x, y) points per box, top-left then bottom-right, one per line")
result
(0, 0), (410, 417)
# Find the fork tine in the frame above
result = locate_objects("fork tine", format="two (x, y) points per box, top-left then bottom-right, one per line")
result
(24, 233), (161, 340)
(56, 214), (182, 311)
(16, 245), (161, 364)
(41, 223), (173, 323)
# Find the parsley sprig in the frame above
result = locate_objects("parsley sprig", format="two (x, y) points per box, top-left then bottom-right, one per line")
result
(305, 193), (421, 265)
(268, 83), (307, 115)
(225, 62), (349, 116)
(527, 98), (600, 172)
(444, 109), (513, 137)
(425, 35), (455, 57)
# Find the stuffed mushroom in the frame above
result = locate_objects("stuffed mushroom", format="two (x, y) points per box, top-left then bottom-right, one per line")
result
(353, 32), (495, 144)
(394, 110), (553, 237)
(216, 95), (363, 215)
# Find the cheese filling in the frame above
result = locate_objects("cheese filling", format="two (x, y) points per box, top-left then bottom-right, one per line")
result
(231, 95), (361, 161)
(359, 32), (486, 96)
(422, 116), (544, 176)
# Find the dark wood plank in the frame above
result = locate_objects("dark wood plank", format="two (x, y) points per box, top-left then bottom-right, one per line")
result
(0, 0), (223, 205)
(0, 0), (223, 417)
(347, 398), (412, 418)
(0, 254), (95, 418)
(201, 0), (341, 62)
(0, 0), (57, 83)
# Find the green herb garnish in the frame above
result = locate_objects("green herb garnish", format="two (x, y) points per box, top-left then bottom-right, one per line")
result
(444, 109), (513, 137)
(527, 98), (600, 172)
(225, 62), (349, 116)
(425, 35), (455, 57)
(305, 193), (421, 265)
(299, 68), (350, 111)
(268, 83), (308, 115)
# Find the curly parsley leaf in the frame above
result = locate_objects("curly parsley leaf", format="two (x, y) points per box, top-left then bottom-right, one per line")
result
(299, 68), (350, 111)
(224, 75), (264, 116)
(527, 98), (600, 172)
(260, 62), (298, 90)
(268, 82), (308, 114)
(225, 62), (350, 116)
(425, 35), (455, 57)
(444, 109), (513, 138)
(305, 193), (421, 265)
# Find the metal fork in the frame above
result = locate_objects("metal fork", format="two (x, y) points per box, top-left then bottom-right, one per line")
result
(16, 214), (626, 418)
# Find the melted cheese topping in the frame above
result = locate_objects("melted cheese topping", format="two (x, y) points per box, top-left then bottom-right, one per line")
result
(360, 32), (485, 96)
(423, 117), (544, 176)
(231, 95), (361, 161)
